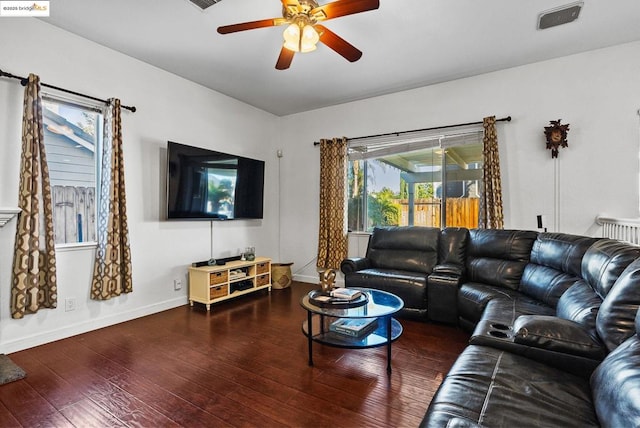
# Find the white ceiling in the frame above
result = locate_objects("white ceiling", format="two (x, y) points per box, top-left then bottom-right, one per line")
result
(42, 0), (640, 116)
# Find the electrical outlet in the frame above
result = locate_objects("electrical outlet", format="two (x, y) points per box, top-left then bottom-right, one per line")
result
(174, 279), (183, 290)
(65, 298), (76, 312)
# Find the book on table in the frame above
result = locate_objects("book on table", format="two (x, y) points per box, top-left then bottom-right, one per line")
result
(329, 317), (378, 337)
(329, 288), (362, 300)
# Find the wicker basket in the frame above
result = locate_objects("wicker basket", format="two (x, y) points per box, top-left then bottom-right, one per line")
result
(271, 262), (293, 289)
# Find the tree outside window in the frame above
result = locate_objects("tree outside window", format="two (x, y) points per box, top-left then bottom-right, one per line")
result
(347, 141), (483, 232)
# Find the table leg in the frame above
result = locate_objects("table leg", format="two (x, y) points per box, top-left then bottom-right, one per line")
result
(307, 310), (313, 366)
(386, 316), (392, 375)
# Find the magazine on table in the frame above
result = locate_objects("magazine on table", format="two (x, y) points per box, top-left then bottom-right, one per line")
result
(329, 288), (362, 300)
(329, 317), (378, 337)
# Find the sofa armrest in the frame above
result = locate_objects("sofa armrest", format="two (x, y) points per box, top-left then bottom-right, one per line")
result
(470, 317), (603, 377)
(513, 315), (606, 360)
(340, 257), (371, 274)
(427, 269), (462, 324)
(432, 263), (464, 277)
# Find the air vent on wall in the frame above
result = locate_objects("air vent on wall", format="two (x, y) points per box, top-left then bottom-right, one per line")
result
(537, 2), (583, 30)
(187, 0), (222, 11)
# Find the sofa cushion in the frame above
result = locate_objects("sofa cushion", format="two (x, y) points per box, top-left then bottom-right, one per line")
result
(366, 226), (440, 274)
(519, 233), (598, 307)
(591, 315), (640, 427)
(458, 282), (547, 327)
(344, 268), (427, 312)
(466, 258), (530, 291)
(597, 257), (640, 351)
(467, 229), (538, 262)
(555, 240), (640, 330)
(520, 264), (583, 308)
(530, 233), (599, 278)
(556, 280), (601, 330)
(466, 229), (538, 290)
(581, 238), (640, 299)
(458, 283), (516, 325)
(420, 345), (599, 427)
(438, 227), (469, 268)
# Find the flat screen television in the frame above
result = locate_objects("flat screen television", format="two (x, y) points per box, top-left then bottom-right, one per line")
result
(166, 141), (265, 220)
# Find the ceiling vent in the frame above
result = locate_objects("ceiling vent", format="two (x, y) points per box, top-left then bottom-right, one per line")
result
(537, 2), (583, 30)
(187, 0), (222, 11)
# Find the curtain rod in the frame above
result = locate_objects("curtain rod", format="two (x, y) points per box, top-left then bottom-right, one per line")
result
(313, 116), (511, 145)
(0, 68), (136, 113)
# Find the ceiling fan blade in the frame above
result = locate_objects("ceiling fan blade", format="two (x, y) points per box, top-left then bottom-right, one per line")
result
(217, 18), (287, 34)
(311, 0), (379, 21)
(281, 0), (301, 14)
(276, 47), (295, 70)
(316, 25), (362, 62)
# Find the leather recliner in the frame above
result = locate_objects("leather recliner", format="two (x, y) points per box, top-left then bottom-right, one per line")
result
(340, 226), (440, 320)
(466, 237), (640, 376)
(422, 257), (640, 427)
(340, 225), (640, 426)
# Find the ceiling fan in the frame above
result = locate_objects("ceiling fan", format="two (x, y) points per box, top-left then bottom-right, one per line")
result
(217, 0), (380, 70)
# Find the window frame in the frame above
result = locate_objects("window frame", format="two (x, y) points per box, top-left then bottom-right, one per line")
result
(347, 125), (484, 232)
(41, 93), (104, 249)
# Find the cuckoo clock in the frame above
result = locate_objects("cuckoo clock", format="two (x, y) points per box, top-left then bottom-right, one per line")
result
(544, 119), (570, 158)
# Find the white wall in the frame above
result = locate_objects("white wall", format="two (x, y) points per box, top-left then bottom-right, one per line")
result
(2, 19), (640, 352)
(279, 41), (640, 282)
(0, 19), (279, 353)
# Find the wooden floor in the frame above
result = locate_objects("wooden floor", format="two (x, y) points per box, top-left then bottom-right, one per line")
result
(1, 282), (469, 427)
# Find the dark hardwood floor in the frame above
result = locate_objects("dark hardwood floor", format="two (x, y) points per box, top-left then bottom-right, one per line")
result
(2, 282), (469, 427)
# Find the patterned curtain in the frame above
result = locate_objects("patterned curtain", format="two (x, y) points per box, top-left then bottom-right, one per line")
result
(11, 74), (57, 319)
(317, 138), (348, 270)
(91, 99), (133, 300)
(478, 116), (504, 229)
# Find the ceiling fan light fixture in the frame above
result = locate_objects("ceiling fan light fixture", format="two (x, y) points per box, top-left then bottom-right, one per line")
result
(283, 22), (319, 53)
(219, 0), (380, 69)
(283, 23), (301, 51)
(301, 24), (319, 50)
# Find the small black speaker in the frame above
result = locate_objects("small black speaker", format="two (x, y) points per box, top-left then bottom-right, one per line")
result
(537, 215), (548, 232)
(193, 258), (223, 267)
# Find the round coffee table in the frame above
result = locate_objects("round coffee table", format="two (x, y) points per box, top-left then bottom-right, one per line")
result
(300, 287), (404, 374)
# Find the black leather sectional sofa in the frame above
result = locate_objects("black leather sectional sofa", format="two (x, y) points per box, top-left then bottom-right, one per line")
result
(340, 226), (640, 427)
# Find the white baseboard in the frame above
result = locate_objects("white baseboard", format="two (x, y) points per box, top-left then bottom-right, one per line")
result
(1, 297), (188, 354)
(292, 274), (344, 287)
(293, 273), (318, 284)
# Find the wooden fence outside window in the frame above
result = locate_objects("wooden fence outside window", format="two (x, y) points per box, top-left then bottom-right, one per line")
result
(51, 185), (96, 244)
(398, 198), (479, 229)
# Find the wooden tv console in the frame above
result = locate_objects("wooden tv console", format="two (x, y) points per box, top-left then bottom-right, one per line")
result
(188, 257), (271, 311)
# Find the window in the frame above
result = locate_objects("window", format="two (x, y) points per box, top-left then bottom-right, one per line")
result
(42, 96), (103, 245)
(347, 129), (484, 232)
